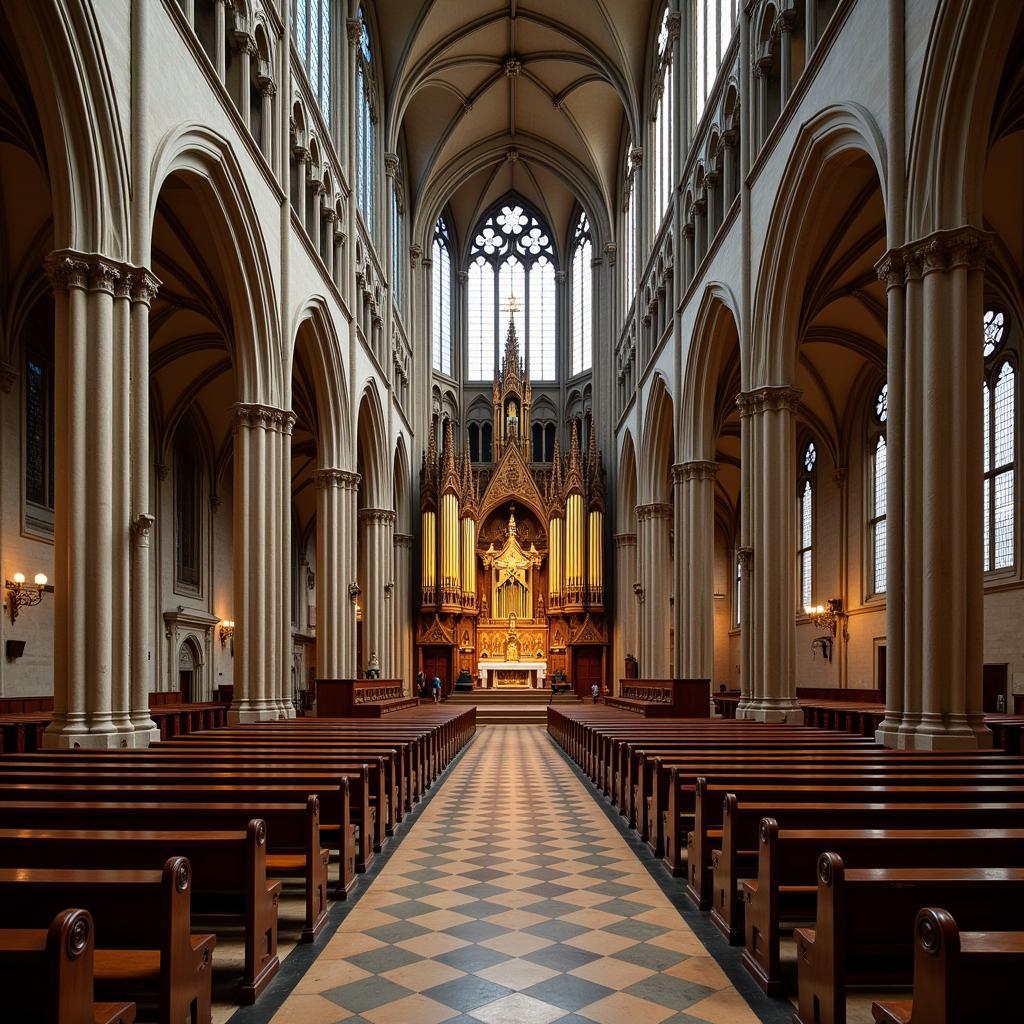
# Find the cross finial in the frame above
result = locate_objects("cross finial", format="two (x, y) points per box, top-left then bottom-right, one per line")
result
(505, 293), (520, 314)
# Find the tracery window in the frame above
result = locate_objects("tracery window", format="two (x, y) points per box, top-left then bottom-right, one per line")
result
(797, 440), (816, 610)
(570, 211), (593, 376)
(868, 384), (887, 596)
(466, 200), (557, 382)
(355, 6), (376, 237)
(293, 0), (332, 123)
(651, 9), (674, 234)
(696, 0), (738, 121)
(983, 308), (1015, 572)
(431, 217), (453, 376)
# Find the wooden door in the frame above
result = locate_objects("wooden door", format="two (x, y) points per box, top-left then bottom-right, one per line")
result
(875, 644), (886, 700)
(179, 670), (193, 703)
(572, 647), (603, 699)
(422, 647), (452, 694)
(983, 663), (1008, 713)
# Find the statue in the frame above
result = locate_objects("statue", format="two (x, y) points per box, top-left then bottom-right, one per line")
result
(366, 651), (380, 679)
(481, 594), (489, 618)
(536, 594), (544, 616)
(506, 400), (519, 440)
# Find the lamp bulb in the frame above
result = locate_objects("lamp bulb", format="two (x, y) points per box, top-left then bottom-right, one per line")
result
(34, 573), (47, 587)
(12, 572), (25, 585)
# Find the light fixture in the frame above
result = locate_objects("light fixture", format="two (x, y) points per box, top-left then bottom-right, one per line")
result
(803, 598), (845, 637)
(219, 619), (235, 650)
(5, 572), (53, 624)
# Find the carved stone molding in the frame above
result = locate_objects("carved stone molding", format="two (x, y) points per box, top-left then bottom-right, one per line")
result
(394, 534), (413, 549)
(359, 508), (397, 527)
(737, 545), (754, 573)
(604, 242), (617, 265)
(635, 502), (673, 522)
(673, 460), (718, 484)
(736, 385), (801, 417)
(383, 152), (399, 178)
(613, 532), (637, 548)
(233, 402), (296, 433)
(312, 468), (346, 488)
(504, 56), (522, 78)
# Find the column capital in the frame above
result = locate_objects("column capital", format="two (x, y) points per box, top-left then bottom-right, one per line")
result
(346, 17), (361, 46)
(395, 533), (414, 548)
(877, 226), (994, 286)
(736, 385), (801, 416)
(409, 243), (423, 268)
(312, 467), (346, 488)
(673, 460), (718, 484)
(359, 507), (397, 526)
(635, 502), (673, 522)
(338, 470), (361, 492)
(613, 532), (637, 548)
(736, 545), (754, 572)
(232, 402), (295, 432)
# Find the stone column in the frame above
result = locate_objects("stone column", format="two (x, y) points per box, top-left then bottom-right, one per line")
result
(314, 469), (343, 679)
(876, 228), (992, 749)
(43, 252), (145, 747)
(394, 534), (413, 692)
(737, 386), (803, 723)
(214, 0), (228, 81)
(359, 508), (395, 677)
(278, 410), (295, 717)
(674, 461), (718, 678)
(613, 532), (638, 690)
(129, 271), (160, 743)
(230, 404), (292, 723)
(636, 502), (673, 678)
(339, 472), (360, 677)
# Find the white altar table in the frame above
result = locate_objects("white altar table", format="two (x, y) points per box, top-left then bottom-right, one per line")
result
(479, 660), (547, 688)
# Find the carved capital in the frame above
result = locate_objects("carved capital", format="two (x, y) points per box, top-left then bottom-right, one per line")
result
(131, 512), (156, 542)
(604, 241), (617, 265)
(736, 545), (754, 573)
(613, 532), (637, 548)
(409, 243), (423, 268)
(737, 385), (801, 417)
(45, 251), (92, 292)
(312, 467), (346, 488)
(346, 17), (361, 45)
(130, 268), (161, 305)
(636, 501), (673, 522)
(383, 152), (399, 178)
(674, 460), (718, 484)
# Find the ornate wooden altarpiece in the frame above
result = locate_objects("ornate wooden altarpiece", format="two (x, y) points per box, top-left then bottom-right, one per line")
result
(417, 317), (608, 693)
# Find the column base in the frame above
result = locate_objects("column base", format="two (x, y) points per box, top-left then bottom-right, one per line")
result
(228, 701), (280, 724)
(42, 727), (134, 750)
(742, 699), (804, 725)
(876, 712), (993, 750)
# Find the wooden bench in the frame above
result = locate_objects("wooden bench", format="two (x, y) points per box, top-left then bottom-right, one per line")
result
(0, 796), (328, 942)
(872, 908), (1024, 1024)
(0, 857), (215, 1024)
(740, 821), (1024, 994)
(794, 855), (1024, 1024)
(0, 824), (280, 1003)
(0, 908), (136, 1024)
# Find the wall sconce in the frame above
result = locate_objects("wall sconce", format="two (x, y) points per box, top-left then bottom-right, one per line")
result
(5, 572), (53, 624)
(804, 597), (845, 638)
(219, 619), (235, 651)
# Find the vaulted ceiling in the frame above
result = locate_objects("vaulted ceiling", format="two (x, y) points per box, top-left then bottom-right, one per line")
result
(377, 0), (658, 259)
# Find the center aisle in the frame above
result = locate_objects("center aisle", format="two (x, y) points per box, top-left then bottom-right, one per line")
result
(270, 726), (760, 1024)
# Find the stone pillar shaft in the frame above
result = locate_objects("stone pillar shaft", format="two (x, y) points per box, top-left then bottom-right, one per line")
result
(674, 461), (718, 678)
(636, 502), (673, 678)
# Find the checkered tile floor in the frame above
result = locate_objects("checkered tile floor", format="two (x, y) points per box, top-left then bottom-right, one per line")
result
(270, 727), (759, 1024)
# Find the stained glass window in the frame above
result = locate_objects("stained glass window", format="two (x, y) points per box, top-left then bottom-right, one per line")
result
(466, 200), (556, 382)
(25, 350), (55, 518)
(695, 1), (738, 121)
(652, 8), (674, 234)
(984, 356), (1015, 571)
(292, 0), (332, 123)
(175, 426), (201, 589)
(355, 6), (375, 235)
(571, 212), (593, 376)
(432, 217), (452, 375)
(798, 441), (816, 610)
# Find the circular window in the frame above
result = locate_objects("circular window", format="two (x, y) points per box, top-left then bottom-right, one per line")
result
(984, 309), (1006, 358)
(875, 383), (888, 423)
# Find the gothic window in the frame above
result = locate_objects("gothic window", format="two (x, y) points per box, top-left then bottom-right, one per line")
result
(532, 423), (543, 462)
(432, 216), (453, 375)
(652, 8), (674, 233)
(466, 199), (557, 382)
(983, 308), (1015, 572)
(293, 0), (332, 123)
(571, 211), (593, 376)
(391, 182), (405, 313)
(355, 6), (376, 237)
(24, 339), (55, 533)
(175, 424), (202, 591)
(868, 384), (887, 596)
(481, 422), (493, 463)
(544, 423), (556, 462)
(797, 440), (816, 610)
(696, 1), (739, 120)
(468, 423), (480, 463)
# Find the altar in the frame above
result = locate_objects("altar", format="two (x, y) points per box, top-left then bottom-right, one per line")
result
(479, 660), (547, 688)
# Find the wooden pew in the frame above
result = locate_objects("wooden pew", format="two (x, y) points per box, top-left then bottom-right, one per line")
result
(793, 855), (1024, 1024)
(740, 821), (1024, 994)
(685, 780), (1024, 910)
(0, 796), (328, 942)
(0, 908), (136, 1024)
(0, 824), (280, 1003)
(0, 762), (366, 883)
(872, 908), (1024, 1024)
(0, 857), (215, 1024)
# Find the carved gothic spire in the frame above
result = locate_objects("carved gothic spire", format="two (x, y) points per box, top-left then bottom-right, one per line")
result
(564, 420), (584, 495)
(460, 445), (478, 518)
(420, 419), (439, 511)
(441, 419), (460, 497)
(586, 425), (605, 513)
(548, 439), (565, 516)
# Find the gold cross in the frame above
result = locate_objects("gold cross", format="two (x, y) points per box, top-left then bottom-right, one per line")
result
(505, 293), (520, 314)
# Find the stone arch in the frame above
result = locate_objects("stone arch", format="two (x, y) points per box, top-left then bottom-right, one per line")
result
(680, 283), (742, 460)
(639, 374), (675, 504)
(356, 383), (389, 509)
(750, 103), (888, 386)
(3, 0), (130, 258)
(393, 435), (412, 535)
(906, 0), (1019, 236)
(149, 124), (280, 405)
(618, 430), (638, 530)
(289, 297), (352, 468)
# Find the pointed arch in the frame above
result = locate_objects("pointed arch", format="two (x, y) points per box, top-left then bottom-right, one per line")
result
(640, 374), (675, 504)
(356, 383), (389, 509)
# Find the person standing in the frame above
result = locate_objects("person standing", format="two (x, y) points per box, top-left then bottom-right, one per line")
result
(432, 676), (442, 703)
(591, 682), (601, 704)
